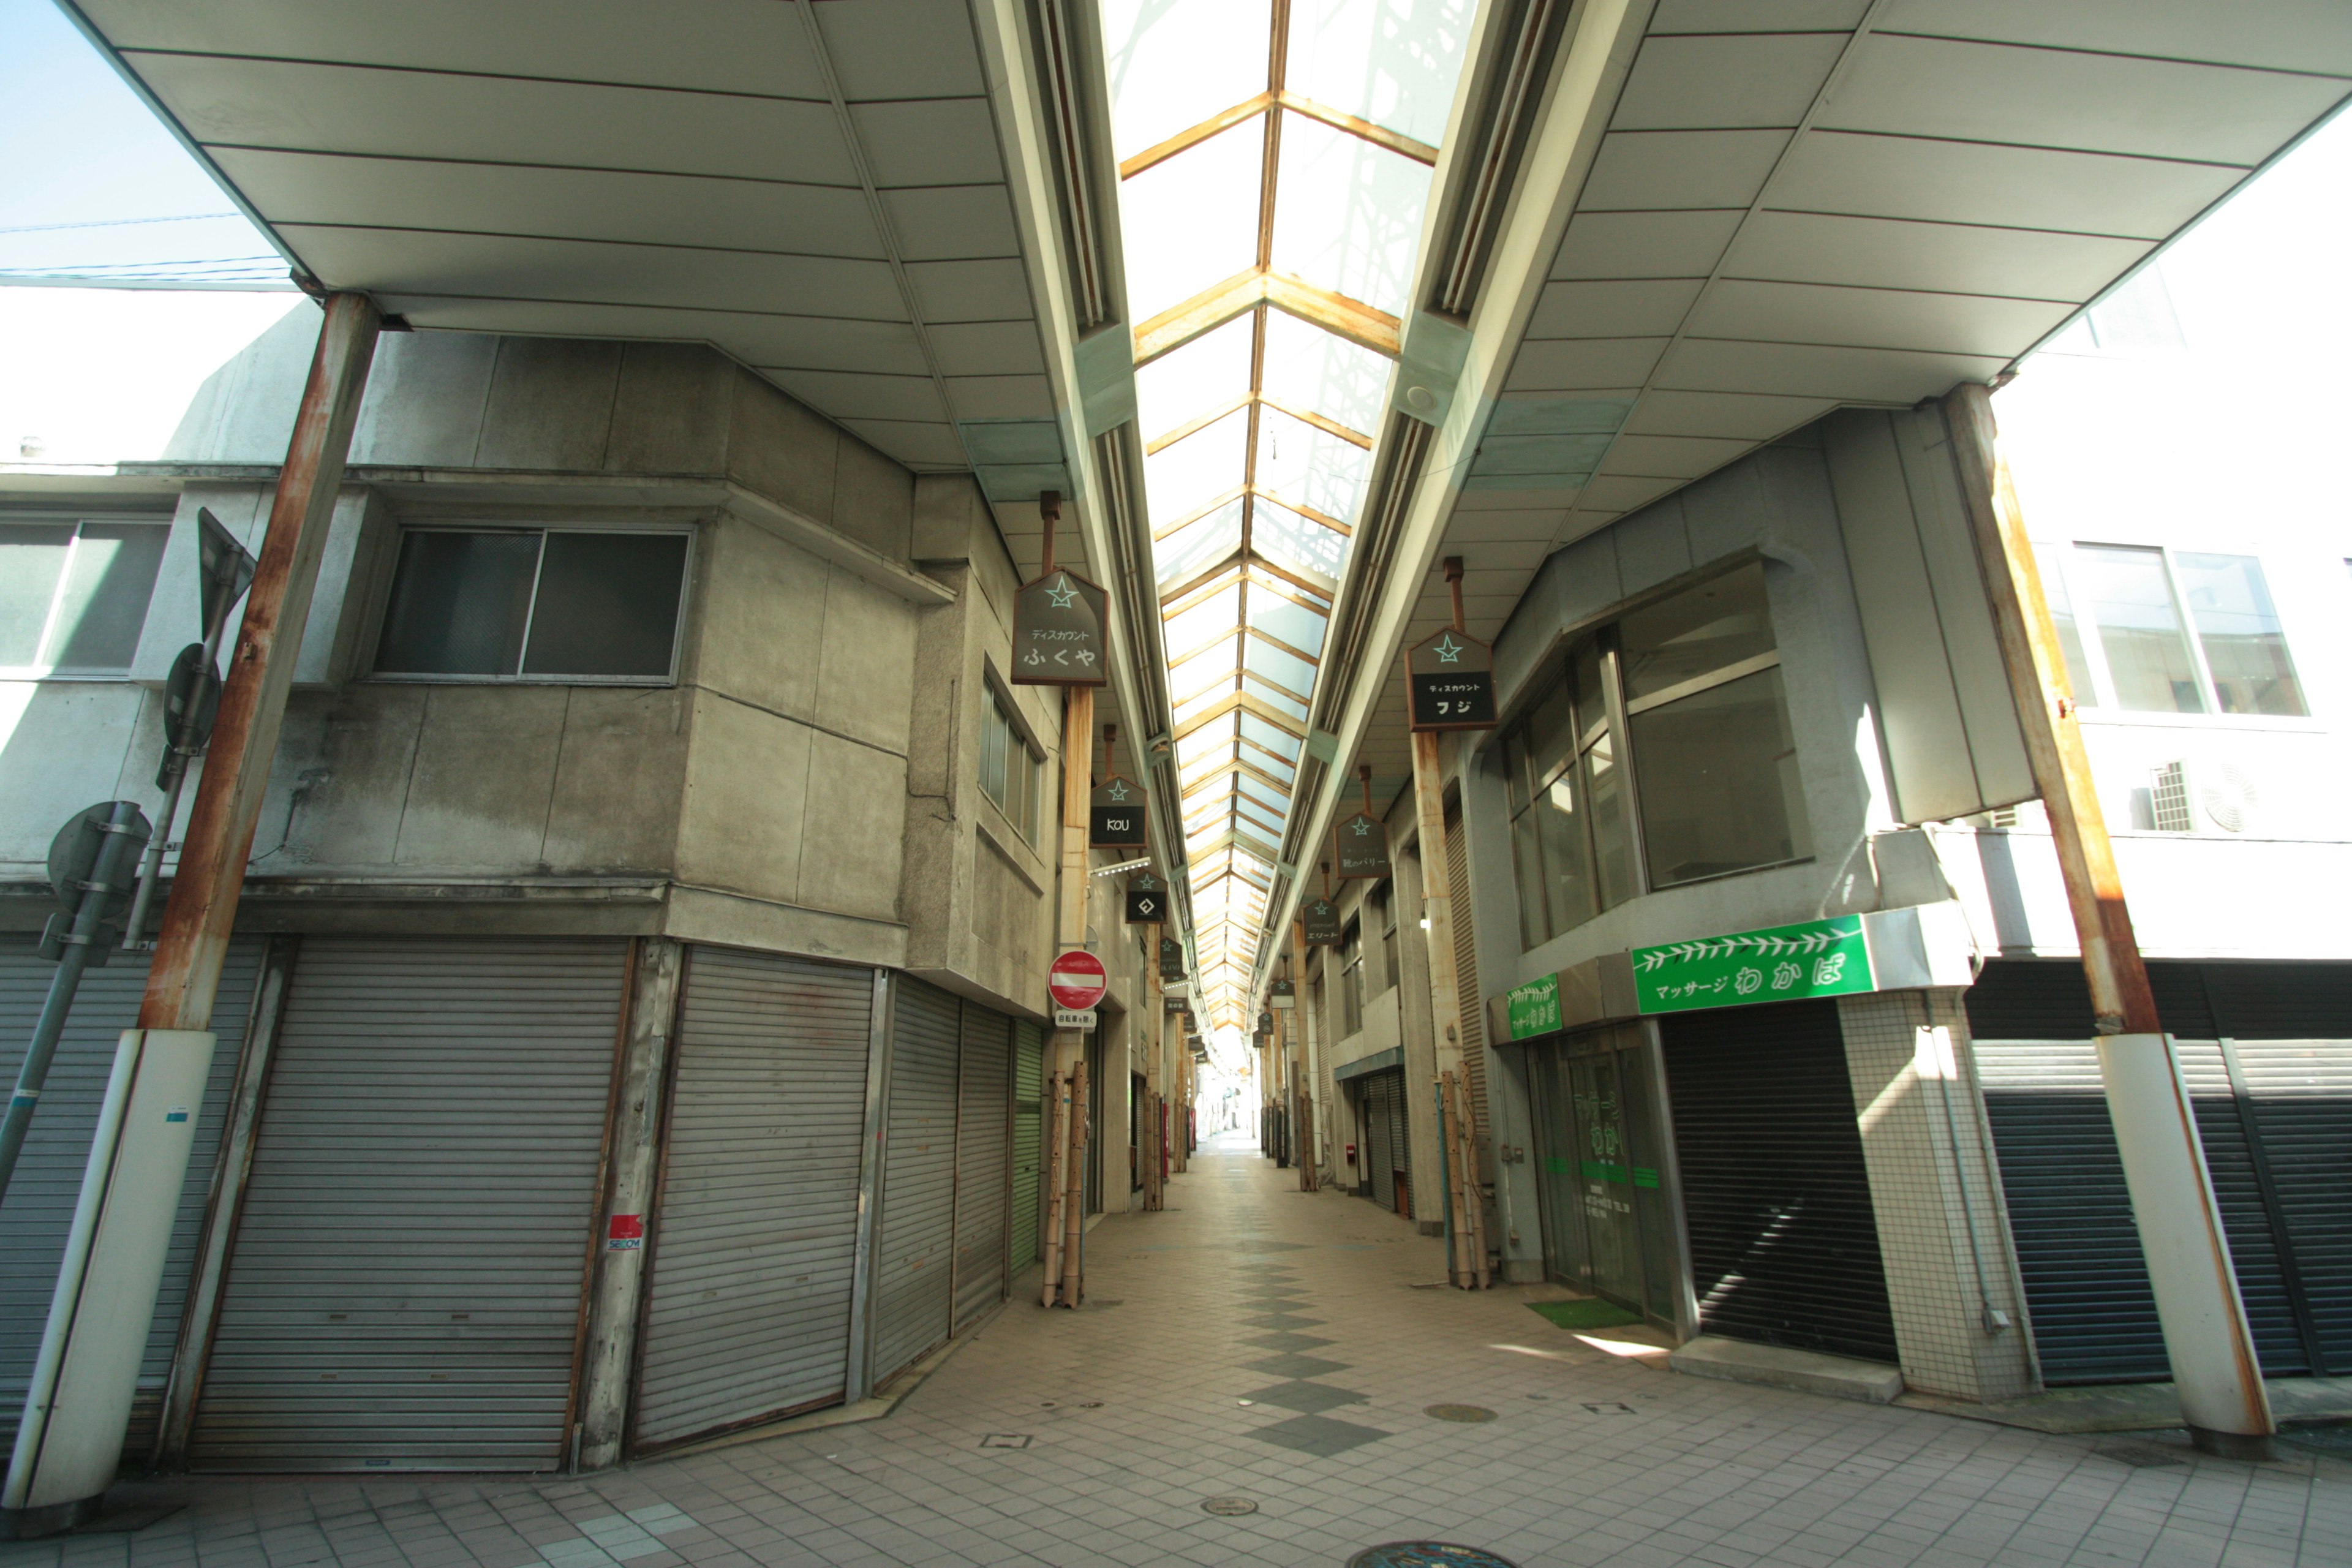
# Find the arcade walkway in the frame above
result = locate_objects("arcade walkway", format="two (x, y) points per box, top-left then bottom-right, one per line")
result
(9, 1139), (2342, 1568)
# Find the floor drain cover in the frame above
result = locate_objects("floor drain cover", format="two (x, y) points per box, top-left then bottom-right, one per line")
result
(1423, 1404), (1498, 1423)
(1202, 1497), (1259, 1516)
(1348, 1545), (1518, 1567)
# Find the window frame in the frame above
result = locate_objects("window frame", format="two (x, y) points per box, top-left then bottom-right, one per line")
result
(368, 519), (697, 687)
(1340, 916), (1364, 1037)
(977, 671), (1047, 845)
(0, 513), (173, 680)
(2038, 541), (2312, 725)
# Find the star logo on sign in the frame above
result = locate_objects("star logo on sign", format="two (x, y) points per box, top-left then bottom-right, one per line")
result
(1351, 820), (1370, 837)
(1044, 576), (1079, 609)
(1106, 780), (1133, 802)
(1433, 633), (1466, 664)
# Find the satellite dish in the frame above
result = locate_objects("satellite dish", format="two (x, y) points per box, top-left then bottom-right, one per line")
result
(2200, 763), (2258, 834)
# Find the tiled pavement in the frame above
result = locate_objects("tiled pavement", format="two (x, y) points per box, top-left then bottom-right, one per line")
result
(9, 1134), (2346, 1568)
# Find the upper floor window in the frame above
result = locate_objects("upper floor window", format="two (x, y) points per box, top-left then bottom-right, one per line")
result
(1340, 916), (1364, 1036)
(978, 684), (1043, 842)
(0, 518), (168, 677)
(1504, 560), (1809, 949)
(2040, 543), (2305, 718)
(375, 525), (690, 682)
(1374, 879), (1399, 995)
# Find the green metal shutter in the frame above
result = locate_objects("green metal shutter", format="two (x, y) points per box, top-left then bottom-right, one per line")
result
(189, 938), (625, 1471)
(632, 948), (873, 1449)
(1011, 1022), (1043, 1273)
(0, 936), (263, 1468)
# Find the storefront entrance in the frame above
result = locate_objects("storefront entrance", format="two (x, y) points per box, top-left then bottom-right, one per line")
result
(1523, 1022), (1685, 1329)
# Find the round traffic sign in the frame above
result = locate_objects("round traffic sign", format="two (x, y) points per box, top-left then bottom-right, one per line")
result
(1048, 949), (1108, 1011)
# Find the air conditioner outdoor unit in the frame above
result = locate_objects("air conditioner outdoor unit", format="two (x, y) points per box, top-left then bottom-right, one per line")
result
(2151, 760), (2259, 834)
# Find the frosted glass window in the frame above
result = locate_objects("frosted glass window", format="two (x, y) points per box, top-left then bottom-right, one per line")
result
(2175, 553), (2305, 717)
(1, 520), (167, 674)
(2033, 543), (2098, 707)
(2076, 544), (2203, 714)
(0, 525), (72, 665)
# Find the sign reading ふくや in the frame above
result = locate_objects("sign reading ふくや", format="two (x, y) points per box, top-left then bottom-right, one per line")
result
(1011, 568), (1108, 686)
(1632, 916), (1874, 1014)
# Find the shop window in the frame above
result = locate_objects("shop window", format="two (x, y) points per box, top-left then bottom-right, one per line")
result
(0, 518), (168, 676)
(978, 683), (1044, 843)
(375, 526), (690, 682)
(1340, 917), (1363, 1036)
(1374, 880), (1398, 995)
(1504, 560), (1809, 947)
(2040, 544), (2305, 718)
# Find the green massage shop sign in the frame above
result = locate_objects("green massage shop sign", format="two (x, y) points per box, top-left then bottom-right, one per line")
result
(1630, 915), (1873, 1014)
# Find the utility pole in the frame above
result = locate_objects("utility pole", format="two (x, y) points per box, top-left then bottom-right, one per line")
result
(1944, 383), (2271, 1458)
(6, 293), (381, 1533)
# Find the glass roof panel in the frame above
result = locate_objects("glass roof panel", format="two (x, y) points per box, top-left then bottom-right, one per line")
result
(1242, 675), (1310, 723)
(1260, 309), (1391, 436)
(1155, 500), (1246, 590)
(1136, 313), (1254, 440)
(1253, 497), (1349, 584)
(1165, 580), (1241, 655)
(1100, 0), (1273, 159)
(1120, 121), (1262, 322)
(1243, 635), (1316, 696)
(1237, 712), (1303, 759)
(1144, 405), (1251, 531)
(1269, 113), (1433, 318)
(1254, 405), (1372, 527)
(1245, 591), (1329, 660)
(1284, 0), (1472, 148)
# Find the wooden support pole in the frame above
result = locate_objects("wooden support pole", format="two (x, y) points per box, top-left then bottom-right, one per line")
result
(1410, 725), (1486, 1287)
(1059, 1058), (1089, 1306)
(1143, 921), (1164, 1212)
(1040, 1068), (1069, 1306)
(142, 292), (380, 1033)
(1943, 382), (2269, 1455)
(1044, 665), (1094, 1305)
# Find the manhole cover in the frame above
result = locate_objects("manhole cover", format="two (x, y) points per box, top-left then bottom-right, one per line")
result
(1423, 1404), (1497, 1423)
(1348, 1545), (1518, 1568)
(1202, 1497), (1259, 1516)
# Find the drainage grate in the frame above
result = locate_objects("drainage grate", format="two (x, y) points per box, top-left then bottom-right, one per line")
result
(1202, 1497), (1259, 1516)
(979, 1434), (1032, 1449)
(1423, 1404), (1496, 1423)
(1348, 1544), (1520, 1567)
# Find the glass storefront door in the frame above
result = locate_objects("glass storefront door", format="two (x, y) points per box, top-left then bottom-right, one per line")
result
(1525, 1022), (1686, 1327)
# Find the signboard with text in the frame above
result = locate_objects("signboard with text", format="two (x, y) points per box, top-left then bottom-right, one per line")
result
(1159, 936), (1186, 978)
(1333, 812), (1390, 879)
(1270, 977), (1294, 1010)
(1011, 568), (1109, 685)
(1502, 973), (1562, 1041)
(1300, 896), (1341, 945)
(1632, 917), (1874, 1014)
(1407, 627), (1498, 731)
(1090, 775), (1148, 846)
(1124, 872), (1167, 924)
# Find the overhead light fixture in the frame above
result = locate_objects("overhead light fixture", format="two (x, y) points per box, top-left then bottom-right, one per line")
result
(1091, 856), (1153, 877)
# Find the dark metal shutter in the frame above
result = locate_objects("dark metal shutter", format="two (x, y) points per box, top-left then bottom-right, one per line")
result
(872, 976), (957, 1385)
(1660, 1000), (1899, 1363)
(1445, 805), (1489, 1150)
(2231, 1041), (2352, 1372)
(1385, 1068), (1412, 1218)
(1363, 1073), (1396, 1211)
(952, 1001), (1011, 1332)
(1010, 1022), (1043, 1274)
(189, 938), (625, 1471)
(632, 948), (873, 1449)
(0, 937), (263, 1466)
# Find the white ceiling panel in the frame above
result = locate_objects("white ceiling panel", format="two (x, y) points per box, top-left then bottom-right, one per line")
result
(762, 370), (947, 423)
(1526, 278), (1704, 339)
(1874, 0), (2352, 77)
(816, 0), (992, 99)
(377, 298), (929, 375)
(943, 375), (1057, 421)
(1822, 34), (2351, 165)
(1649, 0), (1869, 29)
(1655, 338), (2007, 404)
(81, 0), (832, 96)
(210, 149), (883, 258)
(833, 418), (968, 470)
(130, 53), (859, 186)
(903, 259), (1035, 323)
(1770, 131), (2246, 239)
(879, 187), (1022, 261)
(1551, 210), (1744, 281)
(1566, 474), (1683, 514)
(287, 227), (906, 320)
(1456, 484), (1581, 512)
(927, 321), (1047, 377)
(1725, 211), (2149, 300)
(1618, 390), (1837, 440)
(847, 99), (1007, 187)
(1506, 337), (1670, 391)
(1442, 507), (1569, 542)
(1580, 130), (1792, 211)
(1611, 32), (1849, 130)
(1692, 279), (2077, 357)
(1597, 433), (1754, 478)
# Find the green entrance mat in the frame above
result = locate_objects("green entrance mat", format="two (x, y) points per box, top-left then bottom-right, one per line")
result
(1527, 1298), (1642, 1331)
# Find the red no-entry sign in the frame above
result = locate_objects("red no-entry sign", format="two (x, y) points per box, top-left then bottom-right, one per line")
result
(1048, 949), (1108, 1011)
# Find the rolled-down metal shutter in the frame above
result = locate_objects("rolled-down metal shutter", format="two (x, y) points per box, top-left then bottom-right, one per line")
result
(0, 937), (263, 1466)
(189, 938), (625, 1471)
(632, 948), (874, 1449)
(1362, 1069), (1403, 1213)
(872, 976), (958, 1385)
(1661, 1000), (1899, 1364)
(1010, 1022), (1044, 1274)
(952, 1001), (1011, 1332)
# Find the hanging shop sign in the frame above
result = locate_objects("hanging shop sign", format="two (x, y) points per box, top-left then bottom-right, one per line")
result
(1011, 568), (1109, 686)
(1258, 1011), (1276, 1035)
(1047, 948), (1109, 1012)
(1502, 974), (1564, 1041)
(1333, 813), (1389, 879)
(1300, 896), (1341, 945)
(1406, 627), (1498, 731)
(1159, 936), (1186, 979)
(1125, 872), (1167, 924)
(1090, 775), (1148, 846)
(1164, 992), (1188, 1012)
(1632, 915), (1874, 1015)
(1270, 978), (1295, 1010)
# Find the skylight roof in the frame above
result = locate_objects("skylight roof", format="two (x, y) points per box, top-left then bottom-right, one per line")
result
(1102, 0), (1470, 1028)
